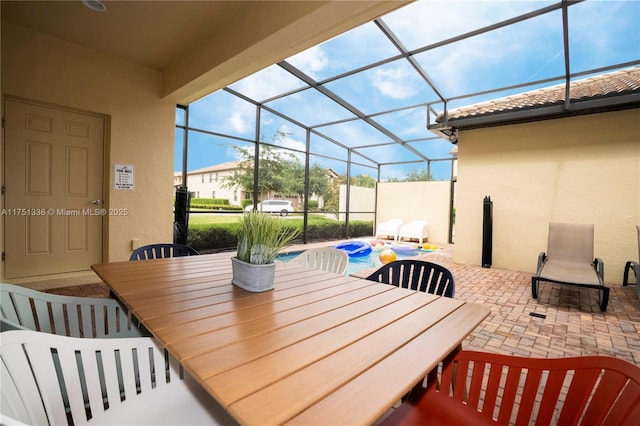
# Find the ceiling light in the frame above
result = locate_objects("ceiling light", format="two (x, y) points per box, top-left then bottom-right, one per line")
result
(82, 0), (106, 12)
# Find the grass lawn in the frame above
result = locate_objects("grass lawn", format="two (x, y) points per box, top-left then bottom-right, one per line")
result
(188, 213), (342, 227)
(189, 214), (243, 225)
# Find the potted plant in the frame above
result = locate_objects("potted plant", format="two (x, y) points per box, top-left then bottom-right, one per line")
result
(231, 211), (300, 292)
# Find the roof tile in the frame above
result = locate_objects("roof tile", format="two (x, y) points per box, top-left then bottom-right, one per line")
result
(445, 67), (640, 121)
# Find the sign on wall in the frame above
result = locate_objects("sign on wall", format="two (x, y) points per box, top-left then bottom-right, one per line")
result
(114, 163), (135, 190)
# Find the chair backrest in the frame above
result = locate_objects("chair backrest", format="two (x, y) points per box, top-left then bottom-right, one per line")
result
(365, 260), (455, 298)
(547, 222), (595, 264)
(434, 350), (640, 425)
(407, 220), (427, 229)
(0, 283), (145, 338)
(129, 243), (199, 261)
(0, 330), (234, 426)
(377, 219), (402, 231)
(292, 247), (349, 275)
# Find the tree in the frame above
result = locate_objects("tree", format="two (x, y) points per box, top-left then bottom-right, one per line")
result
(387, 167), (433, 182)
(323, 173), (377, 212)
(223, 132), (330, 204)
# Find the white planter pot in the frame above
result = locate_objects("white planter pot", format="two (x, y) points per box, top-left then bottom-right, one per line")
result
(231, 257), (276, 292)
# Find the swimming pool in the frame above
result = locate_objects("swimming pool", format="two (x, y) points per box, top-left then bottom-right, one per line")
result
(276, 247), (421, 275)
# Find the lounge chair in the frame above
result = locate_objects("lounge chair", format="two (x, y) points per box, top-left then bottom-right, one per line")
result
(622, 225), (640, 303)
(532, 222), (608, 311)
(0, 330), (236, 425)
(398, 220), (428, 244)
(129, 243), (199, 260)
(366, 260), (455, 298)
(375, 219), (403, 242)
(381, 350), (640, 425)
(292, 247), (349, 275)
(0, 283), (146, 337)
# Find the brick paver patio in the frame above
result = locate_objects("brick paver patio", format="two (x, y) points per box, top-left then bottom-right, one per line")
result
(46, 243), (640, 365)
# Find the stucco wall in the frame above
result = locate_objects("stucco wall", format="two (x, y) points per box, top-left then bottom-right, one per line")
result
(454, 109), (640, 284)
(1, 22), (175, 266)
(376, 181), (452, 244)
(338, 185), (375, 222)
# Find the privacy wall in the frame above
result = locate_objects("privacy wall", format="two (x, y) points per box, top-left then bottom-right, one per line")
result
(376, 181), (452, 244)
(454, 109), (640, 283)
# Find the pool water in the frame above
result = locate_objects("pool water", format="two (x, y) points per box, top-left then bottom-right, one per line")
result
(276, 248), (421, 275)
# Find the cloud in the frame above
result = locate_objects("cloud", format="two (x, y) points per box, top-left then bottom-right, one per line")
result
(231, 65), (303, 101)
(229, 110), (249, 134)
(373, 66), (419, 99)
(288, 45), (329, 79)
(383, 1), (562, 98)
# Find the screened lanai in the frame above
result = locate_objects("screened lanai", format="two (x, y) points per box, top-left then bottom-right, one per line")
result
(175, 0), (639, 245)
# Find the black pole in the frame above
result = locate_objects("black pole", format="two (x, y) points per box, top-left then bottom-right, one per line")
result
(482, 196), (493, 268)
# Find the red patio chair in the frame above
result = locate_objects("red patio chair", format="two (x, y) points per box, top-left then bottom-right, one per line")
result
(382, 350), (640, 426)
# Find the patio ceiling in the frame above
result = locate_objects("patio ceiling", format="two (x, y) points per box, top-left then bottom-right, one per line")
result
(184, 0), (639, 179)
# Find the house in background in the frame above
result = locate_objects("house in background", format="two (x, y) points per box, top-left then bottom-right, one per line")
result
(174, 161), (246, 203)
(175, 161), (340, 210)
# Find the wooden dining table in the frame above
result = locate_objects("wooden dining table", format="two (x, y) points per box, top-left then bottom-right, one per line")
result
(92, 252), (490, 425)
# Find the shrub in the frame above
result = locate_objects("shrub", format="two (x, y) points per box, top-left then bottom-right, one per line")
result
(187, 217), (373, 252)
(190, 198), (229, 205)
(190, 204), (243, 211)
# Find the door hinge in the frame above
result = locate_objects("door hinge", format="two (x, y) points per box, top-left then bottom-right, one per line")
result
(2, 252), (5, 262)
(1, 184), (6, 195)
(1, 118), (5, 129)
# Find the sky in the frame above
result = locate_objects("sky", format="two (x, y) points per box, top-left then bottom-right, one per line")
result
(175, 0), (640, 181)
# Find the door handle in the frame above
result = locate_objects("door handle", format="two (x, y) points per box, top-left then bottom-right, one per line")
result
(90, 200), (102, 205)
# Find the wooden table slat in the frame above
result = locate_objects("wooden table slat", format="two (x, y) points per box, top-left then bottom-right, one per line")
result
(182, 288), (430, 378)
(143, 275), (365, 330)
(227, 296), (467, 424)
(288, 302), (490, 425)
(204, 293), (449, 405)
(160, 281), (384, 347)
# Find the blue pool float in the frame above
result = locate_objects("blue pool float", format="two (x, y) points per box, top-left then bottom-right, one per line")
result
(334, 241), (372, 257)
(391, 244), (420, 256)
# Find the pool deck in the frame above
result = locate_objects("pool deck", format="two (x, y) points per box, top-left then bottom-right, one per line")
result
(46, 239), (640, 365)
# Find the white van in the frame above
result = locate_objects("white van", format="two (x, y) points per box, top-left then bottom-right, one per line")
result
(244, 200), (294, 216)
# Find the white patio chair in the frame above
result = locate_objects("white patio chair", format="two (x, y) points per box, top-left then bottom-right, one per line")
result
(375, 219), (403, 242)
(1, 283), (146, 338)
(398, 220), (429, 244)
(292, 247), (349, 275)
(0, 330), (237, 425)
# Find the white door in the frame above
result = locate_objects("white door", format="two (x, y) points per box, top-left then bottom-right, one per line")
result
(4, 99), (104, 278)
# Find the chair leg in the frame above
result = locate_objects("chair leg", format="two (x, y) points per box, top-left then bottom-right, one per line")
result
(623, 261), (632, 286)
(531, 277), (539, 298)
(599, 286), (610, 312)
(623, 261), (638, 286)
